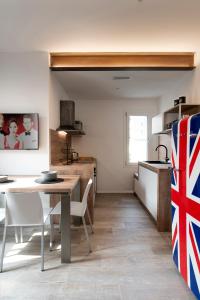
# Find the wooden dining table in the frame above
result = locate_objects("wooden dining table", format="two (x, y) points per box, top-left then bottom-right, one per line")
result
(0, 175), (80, 263)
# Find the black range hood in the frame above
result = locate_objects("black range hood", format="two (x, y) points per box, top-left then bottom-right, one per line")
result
(56, 100), (85, 135)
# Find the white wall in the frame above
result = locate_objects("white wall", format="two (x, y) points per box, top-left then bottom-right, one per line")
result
(49, 72), (69, 130)
(72, 98), (159, 193)
(0, 52), (50, 175)
(158, 53), (200, 160)
(0, 52), (69, 209)
(0, 52), (69, 175)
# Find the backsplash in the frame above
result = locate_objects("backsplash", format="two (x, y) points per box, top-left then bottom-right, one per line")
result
(49, 129), (71, 164)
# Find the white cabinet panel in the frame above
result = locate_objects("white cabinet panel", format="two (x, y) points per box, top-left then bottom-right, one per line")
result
(135, 166), (158, 220)
(152, 113), (164, 134)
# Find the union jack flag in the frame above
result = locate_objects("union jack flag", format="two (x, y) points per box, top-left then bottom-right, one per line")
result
(171, 113), (200, 299)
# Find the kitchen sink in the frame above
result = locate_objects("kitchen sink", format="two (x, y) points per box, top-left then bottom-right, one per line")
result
(144, 160), (171, 164)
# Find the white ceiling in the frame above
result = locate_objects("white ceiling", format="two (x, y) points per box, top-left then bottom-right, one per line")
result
(0, 0), (196, 100)
(54, 70), (192, 99)
(0, 0), (200, 52)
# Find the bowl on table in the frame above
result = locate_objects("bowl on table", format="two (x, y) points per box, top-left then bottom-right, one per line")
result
(0, 176), (8, 183)
(40, 171), (57, 182)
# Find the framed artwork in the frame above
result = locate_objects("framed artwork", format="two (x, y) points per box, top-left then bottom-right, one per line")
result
(0, 113), (39, 150)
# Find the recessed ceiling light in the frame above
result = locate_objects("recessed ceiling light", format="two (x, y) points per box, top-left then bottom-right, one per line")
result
(113, 76), (130, 80)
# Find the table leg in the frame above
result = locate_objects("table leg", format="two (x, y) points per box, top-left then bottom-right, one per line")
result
(72, 180), (81, 226)
(61, 193), (71, 263)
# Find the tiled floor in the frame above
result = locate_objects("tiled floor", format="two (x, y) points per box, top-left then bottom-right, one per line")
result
(0, 194), (195, 300)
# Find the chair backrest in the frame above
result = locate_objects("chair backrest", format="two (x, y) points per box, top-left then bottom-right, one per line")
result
(5, 192), (44, 226)
(81, 178), (93, 215)
(0, 208), (5, 223)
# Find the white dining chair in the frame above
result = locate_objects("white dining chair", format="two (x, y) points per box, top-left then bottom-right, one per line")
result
(0, 208), (5, 223)
(0, 192), (53, 272)
(0, 207), (22, 244)
(50, 178), (93, 253)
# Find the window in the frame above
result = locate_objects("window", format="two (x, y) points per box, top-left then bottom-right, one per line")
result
(127, 114), (148, 164)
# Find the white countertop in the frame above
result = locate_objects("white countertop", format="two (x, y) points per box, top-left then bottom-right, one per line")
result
(138, 161), (171, 173)
(148, 163), (171, 169)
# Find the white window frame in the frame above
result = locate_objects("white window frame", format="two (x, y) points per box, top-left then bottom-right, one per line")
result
(125, 113), (148, 166)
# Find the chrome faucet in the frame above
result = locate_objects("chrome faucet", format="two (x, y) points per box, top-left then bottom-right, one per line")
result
(155, 144), (169, 162)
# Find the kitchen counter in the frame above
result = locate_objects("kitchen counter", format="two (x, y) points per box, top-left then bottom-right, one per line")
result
(53, 158), (96, 167)
(49, 130), (96, 224)
(50, 158), (97, 224)
(139, 161), (171, 173)
(135, 161), (171, 231)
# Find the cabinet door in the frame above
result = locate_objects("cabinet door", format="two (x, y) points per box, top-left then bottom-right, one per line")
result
(137, 166), (158, 220)
(152, 113), (164, 134)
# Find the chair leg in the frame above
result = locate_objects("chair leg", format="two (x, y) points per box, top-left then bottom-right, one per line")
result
(86, 207), (94, 234)
(50, 215), (54, 251)
(41, 225), (44, 271)
(59, 215), (61, 233)
(14, 227), (19, 243)
(0, 225), (7, 273)
(59, 195), (61, 233)
(82, 217), (92, 253)
(20, 226), (23, 243)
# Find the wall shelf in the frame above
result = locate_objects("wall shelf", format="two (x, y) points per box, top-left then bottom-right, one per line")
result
(152, 104), (200, 135)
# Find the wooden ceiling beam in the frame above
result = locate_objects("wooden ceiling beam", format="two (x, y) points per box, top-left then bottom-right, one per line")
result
(50, 52), (195, 71)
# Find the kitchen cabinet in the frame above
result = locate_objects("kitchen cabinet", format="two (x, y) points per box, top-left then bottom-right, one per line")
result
(135, 162), (171, 231)
(152, 113), (164, 135)
(135, 165), (158, 220)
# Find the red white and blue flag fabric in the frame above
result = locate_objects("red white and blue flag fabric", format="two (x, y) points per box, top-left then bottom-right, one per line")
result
(171, 113), (200, 299)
